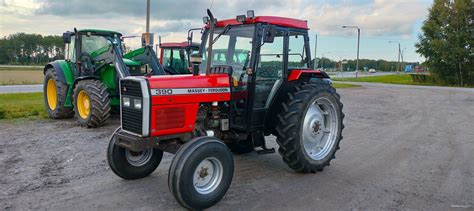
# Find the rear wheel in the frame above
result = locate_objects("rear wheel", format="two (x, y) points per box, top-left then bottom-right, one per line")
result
(73, 80), (111, 128)
(43, 68), (73, 118)
(168, 136), (234, 210)
(275, 82), (344, 173)
(107, 128), (163, 180)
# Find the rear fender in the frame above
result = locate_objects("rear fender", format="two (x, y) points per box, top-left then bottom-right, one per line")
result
(288, 69), (330, 82)
(44, 60), (74, 85)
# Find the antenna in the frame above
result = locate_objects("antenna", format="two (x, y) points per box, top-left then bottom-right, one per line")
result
(209, 0), (214, 10)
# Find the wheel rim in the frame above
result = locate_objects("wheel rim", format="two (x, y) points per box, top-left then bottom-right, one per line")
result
(193, 157), (223, 195)
(125, 148), (153, 167)
(46, 79), (57, 110)
(77, 90), (91, 119)
(302, 97), (338, 161)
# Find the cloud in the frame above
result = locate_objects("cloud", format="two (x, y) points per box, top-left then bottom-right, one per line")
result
(34, 0), (283, 20)
(264, 0), (430, 37)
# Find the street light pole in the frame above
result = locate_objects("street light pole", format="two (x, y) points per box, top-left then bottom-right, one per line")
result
(342, 25), (360, 77)
(389, 41), (401, 73)
(314, 34), (318, 69)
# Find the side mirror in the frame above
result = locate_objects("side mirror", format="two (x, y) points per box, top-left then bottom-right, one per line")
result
(63, 32), (72, 44)
(263, 26), (276, 43)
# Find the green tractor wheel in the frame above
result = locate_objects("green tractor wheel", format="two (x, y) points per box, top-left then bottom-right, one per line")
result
(43, 68), (74, 119)
(73, 80), (111, 128)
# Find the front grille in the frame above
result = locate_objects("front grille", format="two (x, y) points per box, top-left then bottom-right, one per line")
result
(121, 80), (143, 97)
(121, 79), (144, 135)
(122, 107), (143, 134)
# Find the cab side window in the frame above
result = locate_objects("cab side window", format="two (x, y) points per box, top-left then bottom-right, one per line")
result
(288, 32), (308, 69)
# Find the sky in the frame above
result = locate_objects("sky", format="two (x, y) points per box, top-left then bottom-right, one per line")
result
(0, 0), (433, 62)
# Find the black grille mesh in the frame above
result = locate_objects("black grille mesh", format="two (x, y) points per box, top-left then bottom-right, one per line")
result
(121, 80), (143, 135)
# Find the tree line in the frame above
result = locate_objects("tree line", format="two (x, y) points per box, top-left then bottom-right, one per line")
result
(416, 0), (473, 86)
(0, 33), (64, 65)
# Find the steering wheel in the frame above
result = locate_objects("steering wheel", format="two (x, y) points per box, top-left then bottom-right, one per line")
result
(164, 65), (179, 75)
(79, 52), (94, 73)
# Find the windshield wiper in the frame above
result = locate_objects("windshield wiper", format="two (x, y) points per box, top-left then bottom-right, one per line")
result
(213, 25), (232, 44)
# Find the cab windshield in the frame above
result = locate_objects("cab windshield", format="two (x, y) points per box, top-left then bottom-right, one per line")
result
(201, 25), (254, 79)
(82, 35), (121, 57)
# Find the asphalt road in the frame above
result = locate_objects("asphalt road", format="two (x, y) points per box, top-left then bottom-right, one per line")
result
(0, 84), (42, 94)
(1, 83), (473, 210)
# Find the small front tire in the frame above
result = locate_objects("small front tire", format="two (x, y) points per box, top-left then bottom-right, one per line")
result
(168, 136), (234, 210)
(107, 129), (164, 180)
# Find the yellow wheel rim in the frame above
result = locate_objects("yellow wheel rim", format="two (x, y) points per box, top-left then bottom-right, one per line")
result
(46, 79), (57, 110)
(77, 90), (91, 119)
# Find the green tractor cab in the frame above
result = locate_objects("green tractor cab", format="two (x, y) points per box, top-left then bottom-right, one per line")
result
(43, 28), (165, 128)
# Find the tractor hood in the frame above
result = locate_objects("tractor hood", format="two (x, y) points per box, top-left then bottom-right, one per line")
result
(146, 74), (230, 89)
(144, 74), (231, 105)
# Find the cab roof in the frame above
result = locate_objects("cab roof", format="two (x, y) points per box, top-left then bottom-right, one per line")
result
(160, 42), (200, 49)
(77, 29), (122, 36)
(215, 16), (309, 30)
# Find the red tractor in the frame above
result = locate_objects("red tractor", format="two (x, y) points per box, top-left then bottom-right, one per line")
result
(159, 41), (200, 74)
(107, 10), (344, 209)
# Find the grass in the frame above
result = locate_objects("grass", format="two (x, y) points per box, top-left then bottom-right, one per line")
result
(332, 83), (361, 88)
(333, 74), (441, 86)
(0, 92), (46, 119)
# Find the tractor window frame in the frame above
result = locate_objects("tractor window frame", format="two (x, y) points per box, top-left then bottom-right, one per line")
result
(288, 30), (310, 69)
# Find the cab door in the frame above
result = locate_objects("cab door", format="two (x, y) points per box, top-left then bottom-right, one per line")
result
(249, 27), (287, 129)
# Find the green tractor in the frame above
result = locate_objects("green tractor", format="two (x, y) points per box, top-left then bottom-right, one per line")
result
(43, 29), (165, 128)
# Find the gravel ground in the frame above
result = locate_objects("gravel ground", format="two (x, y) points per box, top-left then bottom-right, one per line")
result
(1, 83), (473, 210)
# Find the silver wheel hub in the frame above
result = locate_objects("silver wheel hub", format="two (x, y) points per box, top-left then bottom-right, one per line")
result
(302, 97), (338, 161)
(125, 148), (153, 167)
(193, 157), (223, 195)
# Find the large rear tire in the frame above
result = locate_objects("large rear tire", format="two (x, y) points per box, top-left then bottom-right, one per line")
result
(43, 68), (74, 119)
(168, 136), (234, 210)
(73, 80), (111, 128)
(275, 82), (344, 173)
(107, 128), (164, 180)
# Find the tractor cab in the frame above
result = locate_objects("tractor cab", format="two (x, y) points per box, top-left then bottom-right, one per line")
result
(159, 42), (200, 74)
(193, 11), (329, 132)
(63, 29), (164, 79)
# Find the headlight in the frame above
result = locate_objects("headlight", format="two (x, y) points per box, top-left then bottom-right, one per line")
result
(123, 97), (130, 107)
(134, 99), (142, 109)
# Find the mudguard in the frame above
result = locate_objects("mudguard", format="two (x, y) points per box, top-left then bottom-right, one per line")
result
(43, 60), (74, 85)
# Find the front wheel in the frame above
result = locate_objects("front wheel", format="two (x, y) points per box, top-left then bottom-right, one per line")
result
(107, 129), (163, 180)
(168, 136), (234, 210)
(276, 82), (344, 173)
(73, 80), (111, 128)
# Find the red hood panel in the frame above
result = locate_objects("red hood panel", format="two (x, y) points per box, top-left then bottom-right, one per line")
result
(146, 74), (230, 89)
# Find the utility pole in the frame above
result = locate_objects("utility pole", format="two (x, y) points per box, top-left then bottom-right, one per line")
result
(342, 25), (360, 77)
(146, 0), (150, 33)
